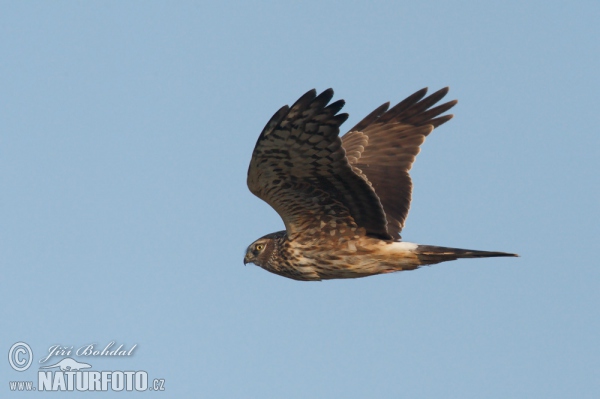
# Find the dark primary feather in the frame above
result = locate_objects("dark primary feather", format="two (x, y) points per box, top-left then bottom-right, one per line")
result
(247, 89), (392, 241)
(342, 87), (457, 238)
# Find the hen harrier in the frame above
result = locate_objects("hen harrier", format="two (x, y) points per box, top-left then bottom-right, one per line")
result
(244, 87), (517, 281)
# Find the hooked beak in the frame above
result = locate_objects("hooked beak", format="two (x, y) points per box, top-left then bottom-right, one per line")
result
(243, 254), (251, 266)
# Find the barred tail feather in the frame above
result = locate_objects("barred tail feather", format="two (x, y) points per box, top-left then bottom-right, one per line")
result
(416, 245), (518, 265)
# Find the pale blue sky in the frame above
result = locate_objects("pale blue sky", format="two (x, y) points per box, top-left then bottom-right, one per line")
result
(1, 1), (599, 397)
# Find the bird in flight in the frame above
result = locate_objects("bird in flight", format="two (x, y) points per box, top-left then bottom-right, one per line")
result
(244, 87), (517, 281)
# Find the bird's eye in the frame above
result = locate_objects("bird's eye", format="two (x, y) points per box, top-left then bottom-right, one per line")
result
(255, 244), (264, 251)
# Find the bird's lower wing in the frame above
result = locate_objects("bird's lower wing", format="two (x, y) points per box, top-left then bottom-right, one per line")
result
(247, 89), (391, 240)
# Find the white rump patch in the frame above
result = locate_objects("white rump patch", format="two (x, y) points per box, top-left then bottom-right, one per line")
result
(382, 241), (418, 253)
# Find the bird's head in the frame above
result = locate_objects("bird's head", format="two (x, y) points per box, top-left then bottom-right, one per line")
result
(243, 231), (285, 267)
(243, 238), (272, 267)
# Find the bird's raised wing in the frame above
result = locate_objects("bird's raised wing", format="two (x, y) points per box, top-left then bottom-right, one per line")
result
(342, 87), (457, 239)
(248, 89), (392, 241)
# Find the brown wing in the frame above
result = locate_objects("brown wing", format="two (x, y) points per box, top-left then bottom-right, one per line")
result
(248, 89), (392, 241)
(342, 87), (457, 239)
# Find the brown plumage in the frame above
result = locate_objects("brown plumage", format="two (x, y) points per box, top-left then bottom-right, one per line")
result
(244, 88), (517, 281)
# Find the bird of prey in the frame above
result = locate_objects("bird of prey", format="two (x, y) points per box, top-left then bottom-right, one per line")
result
(244, 87), (517, 281)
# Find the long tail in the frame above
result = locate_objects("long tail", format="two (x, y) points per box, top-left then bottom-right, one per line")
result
(415, 245), (518, 265)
